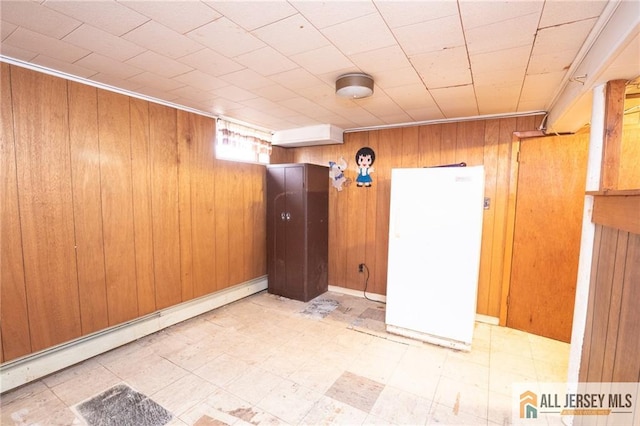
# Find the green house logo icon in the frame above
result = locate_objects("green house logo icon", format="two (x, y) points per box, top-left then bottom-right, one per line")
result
(520, 390), (538, 419)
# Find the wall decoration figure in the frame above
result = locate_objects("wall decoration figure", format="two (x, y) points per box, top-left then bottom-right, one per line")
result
(355, 147), (375, 187)
(329, 157), (351, 191)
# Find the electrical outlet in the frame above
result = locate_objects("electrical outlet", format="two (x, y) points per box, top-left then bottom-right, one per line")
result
(358, 263), (364, 273)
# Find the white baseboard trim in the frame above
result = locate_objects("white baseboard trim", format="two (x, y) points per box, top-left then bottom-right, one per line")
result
(0, 276), (267, 394)
(475, 313), (500, 325)
(328, 285), (387, 303)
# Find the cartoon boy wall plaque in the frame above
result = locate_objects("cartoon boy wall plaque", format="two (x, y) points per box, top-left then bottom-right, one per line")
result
(355, 147), (375, 187)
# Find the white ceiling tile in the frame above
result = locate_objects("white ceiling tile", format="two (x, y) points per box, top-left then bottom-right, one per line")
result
(533, 18), (597, 53)
(63, 24), (145, 62)
(219, 68), (272, 90)
(374, 66), (423, 90)
(520, 71), (565, 105)
(205, 1), (297, 31)
(321, 13), (397, 56)
(128, 71), (186, 92)
(234, 46), (298, 77)
(125, 51), (193, 78)
(186, 17), (264, 58)
(31, 54), (97, 78)
(411, 46), (471, 89)
(122, 21), (203, 59)
(470, 45), (531, 76)
(214, 85), (259, 102)
(168, 85), (215, 103)
(4, 27), (90, 63)
(459, 0), (542, 30)
(430, 85), (478, 118)
(44, 0), (149, 36)
(539, 0), (608, 28)
(291, 1), (377, 29)
(350, 45), (412, 75)
(135, 85), (180, 102)
(475, 84), (521, 114)
(89, 73), (144, 93)
(384, 83), (436, 110)
(360, 93), (407, 118)
(290, 45), (354, 75)
(0, 43), (37, 61)
(375, 1), (459, 29)
(404, 106), (445, 122)
(528, 19), (598, 75)
(464, 12), (539, 55)
(253, 84), (298, 102)
(180, 48), (244, 77)
(75, 53), (143, 80)
(241, 98), (298, 119)
(394, 14), (465, 56)
(268, 67), (324, 90)
(173, 69), (228, 92)
(252, 14), (329, 56)
(1, 1), (81, 39)
(1, 20), (17, 40)
(119, 1), (221, 34)
(279, 96), (331, 116)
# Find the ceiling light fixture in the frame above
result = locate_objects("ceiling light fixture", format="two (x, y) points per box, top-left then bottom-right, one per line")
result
(335, 72), (374, 99)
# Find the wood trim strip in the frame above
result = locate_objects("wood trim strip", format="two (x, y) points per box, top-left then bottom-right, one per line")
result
(592, 194), (640, 234)
(600, 80), (626, 190)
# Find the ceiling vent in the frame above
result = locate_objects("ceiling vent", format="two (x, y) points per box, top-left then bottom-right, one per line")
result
(272, 124), (344, 147)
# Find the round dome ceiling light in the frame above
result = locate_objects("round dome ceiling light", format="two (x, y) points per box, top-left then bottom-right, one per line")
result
(335, 72), (374, 99)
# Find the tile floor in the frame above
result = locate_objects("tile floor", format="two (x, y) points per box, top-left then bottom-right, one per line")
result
(0, 290), (570, 425)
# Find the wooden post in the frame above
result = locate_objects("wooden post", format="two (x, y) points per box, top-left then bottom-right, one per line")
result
(600, 79), (626, 190)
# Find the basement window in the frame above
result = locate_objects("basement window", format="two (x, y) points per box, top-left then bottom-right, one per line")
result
(215, 119), (272, 164)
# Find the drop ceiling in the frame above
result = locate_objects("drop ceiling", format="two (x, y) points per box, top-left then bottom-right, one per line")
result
(1, 1), (639, 134)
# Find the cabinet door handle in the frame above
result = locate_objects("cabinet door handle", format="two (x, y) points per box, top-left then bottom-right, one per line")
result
(281, 212), (286, 221)
(286, 212), (291, 221)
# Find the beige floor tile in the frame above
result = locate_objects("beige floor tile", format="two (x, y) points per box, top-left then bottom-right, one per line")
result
(489, 369), (541, 397)
(433, 376), (489, 419)
(123, 357), (189, 396)
(259, 346), (311, 378)
(324, 371), (384, 413)
(151, 373), (219, 417)
(0, 380), (48, 406)
(487, 390), (513, 425)
(302, 395), (369, 425)
(257, 379), (322, 424)
(369, 385), (432, 425)
(41, 358), (102, 389)
(224, 365), (284, 405)
(387, 361), (441, 401)
(442, 355), (490, 388)
(203, 387), (284, 424)
(194, 354), (251, 388)
(490, 349), (537, 378)
(427, 401), (489, 425)
(346, 351), (401, 384)
(289, 358), (346, 394)
(162, 337), (228, 372)
(50, 364), (122, 406)
(1, 388), (79, 425)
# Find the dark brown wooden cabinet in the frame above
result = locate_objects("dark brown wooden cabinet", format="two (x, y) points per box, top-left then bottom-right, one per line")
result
(266, 163), (328, 302)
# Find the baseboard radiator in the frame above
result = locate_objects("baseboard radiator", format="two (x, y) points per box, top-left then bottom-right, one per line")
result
(0, 276), (267, 394)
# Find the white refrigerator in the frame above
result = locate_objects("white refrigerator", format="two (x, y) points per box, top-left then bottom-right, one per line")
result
(385, 166), (485, 351)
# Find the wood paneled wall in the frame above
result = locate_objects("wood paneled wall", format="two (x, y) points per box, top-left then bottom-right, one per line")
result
(0, 64), (266, 363)
(579, 222), (640, 383)
(277, 116), (543, 318)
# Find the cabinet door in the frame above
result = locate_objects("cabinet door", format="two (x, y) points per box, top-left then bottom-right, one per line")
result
(267, 167), (287, 294)
(283, 166), (306, 299)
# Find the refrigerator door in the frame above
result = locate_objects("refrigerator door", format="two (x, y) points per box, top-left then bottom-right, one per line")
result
(385, 166), (485, 351)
